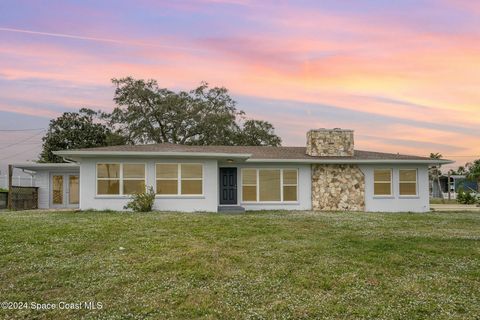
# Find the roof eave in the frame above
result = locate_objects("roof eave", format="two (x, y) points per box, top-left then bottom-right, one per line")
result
(53, 150), (252, 159)
(247, 159), (455, 164)
(12, 163), (80, 171)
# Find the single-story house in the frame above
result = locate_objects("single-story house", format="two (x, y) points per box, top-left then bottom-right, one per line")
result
(12, 128), (453, 212)
(431, 174), (478, 199)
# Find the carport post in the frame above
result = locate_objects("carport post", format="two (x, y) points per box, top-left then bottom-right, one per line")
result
(7, 164), (13, 210)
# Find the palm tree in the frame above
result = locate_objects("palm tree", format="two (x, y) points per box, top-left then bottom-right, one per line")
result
(429, 153), (444, 198)
(466, 160), (480, 192)
(457, 166), (467, 175)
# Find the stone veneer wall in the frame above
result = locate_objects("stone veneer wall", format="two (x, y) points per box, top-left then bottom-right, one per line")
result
(311, 164), (365, 211)
(306, 129), (354, 157)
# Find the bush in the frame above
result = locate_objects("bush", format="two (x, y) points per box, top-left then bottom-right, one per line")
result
(457, 189), (476, 205)
(124, 186), (156, 212)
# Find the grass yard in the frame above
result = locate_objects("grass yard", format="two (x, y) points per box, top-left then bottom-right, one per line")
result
(430, 198), (459, 204)
(1, 211), (479, 319)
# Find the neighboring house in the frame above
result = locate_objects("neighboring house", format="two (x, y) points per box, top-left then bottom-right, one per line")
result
(12, 129), (453, 212)
(431, 174), (478, 199)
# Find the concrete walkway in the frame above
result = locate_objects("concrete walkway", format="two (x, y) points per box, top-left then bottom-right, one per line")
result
(431, 204), (480, 212)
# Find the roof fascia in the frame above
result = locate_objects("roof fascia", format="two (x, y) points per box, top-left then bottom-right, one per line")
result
(247, 159), (454, 164)
(53, 150), (252, 159)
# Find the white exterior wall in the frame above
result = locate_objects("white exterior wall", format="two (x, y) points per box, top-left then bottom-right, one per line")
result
(360, 164), (430, 212)
(229, 163), (312, 211)
(79, 158), (218, 212)
(35, 171), (50, 209)
(29, 168), (80, 209)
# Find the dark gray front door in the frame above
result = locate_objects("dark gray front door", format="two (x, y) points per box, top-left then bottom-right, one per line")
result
(219, 168), (237, 204)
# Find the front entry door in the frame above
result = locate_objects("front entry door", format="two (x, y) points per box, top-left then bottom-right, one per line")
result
(219, 168), (237, 205)
(51, 173), (79, 208)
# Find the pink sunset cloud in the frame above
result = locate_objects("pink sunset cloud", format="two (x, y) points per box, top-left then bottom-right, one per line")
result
(0, 0), (479, 170)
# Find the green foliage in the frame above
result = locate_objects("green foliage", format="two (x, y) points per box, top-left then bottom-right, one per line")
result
(466, 159), (480, 192)
(106, 77), (281, 146)
(236, 119), (281, 146)
(457, 188), (476, 204)
(0, 187), (8, 192)
(39, 108), (125, 163)
(123, 186), (156, 212)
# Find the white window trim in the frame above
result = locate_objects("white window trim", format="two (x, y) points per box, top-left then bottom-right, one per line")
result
(96, 162), (147, 197)
(373, 168), (393, 197)
(399, 169), (418, 197)
(155, 163), (204, 197)
(240, 168), (299, 204)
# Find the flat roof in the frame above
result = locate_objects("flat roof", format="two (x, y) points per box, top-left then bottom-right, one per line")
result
(12, 163), (79, 171)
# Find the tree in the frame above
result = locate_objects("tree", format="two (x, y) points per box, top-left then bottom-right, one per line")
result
(40, 108), (124, 163)
(466, 160), (480, 192)
(429, 153), (443, 198)
(106, 77), (281, 146)
(449, 165), (467, 175)
(236, 119), (281, 146)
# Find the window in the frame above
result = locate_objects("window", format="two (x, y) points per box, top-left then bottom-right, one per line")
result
(374, 169), (392, 196)
(242, 169), (257, 201)
(97, 164), (120, 195)
(259, 170), (281, 201)
(399, 169), (417, 196)
(181, 164), (203, 195)
(156, 163), (203, 195)
(241, 168), (298, 202)
(283, 170), (298, 201)
(96, 163), (145, 196)
(123, 164), (146, 194)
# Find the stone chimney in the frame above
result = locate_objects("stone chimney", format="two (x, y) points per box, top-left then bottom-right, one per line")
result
(306, 128), (354, 157)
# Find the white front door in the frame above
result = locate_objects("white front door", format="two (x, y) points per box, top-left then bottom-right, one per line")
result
(50, 173), (79, 208)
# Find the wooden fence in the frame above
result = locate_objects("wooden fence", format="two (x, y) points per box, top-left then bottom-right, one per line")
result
(9, 186), (39, 210)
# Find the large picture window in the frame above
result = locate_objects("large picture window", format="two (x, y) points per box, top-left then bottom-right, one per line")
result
(399, 169), (417, 196)
(373, 169), (392, 196)
(97, 163), (145, 195)
(241, 168), (298, 202)
(156, 163), (203, 195)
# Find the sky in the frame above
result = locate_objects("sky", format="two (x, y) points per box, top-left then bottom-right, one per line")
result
(1, 0), (480, 175)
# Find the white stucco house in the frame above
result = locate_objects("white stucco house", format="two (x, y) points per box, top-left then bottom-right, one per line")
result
(12, 129), (452, 212)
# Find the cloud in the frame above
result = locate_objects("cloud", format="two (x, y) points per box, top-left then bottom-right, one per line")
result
(1, 0), (479, 169)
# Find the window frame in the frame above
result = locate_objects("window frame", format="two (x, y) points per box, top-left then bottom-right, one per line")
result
(399, 169), (418, 197)
(155, 163), (204, 197)
(373, 168), (393, 197)
(240, 168), (299, 204)
(96, 162), (146, 197)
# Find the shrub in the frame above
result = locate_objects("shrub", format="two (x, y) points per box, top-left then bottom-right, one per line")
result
(457, 189), (476, 205)
(124, 186), (156, 212)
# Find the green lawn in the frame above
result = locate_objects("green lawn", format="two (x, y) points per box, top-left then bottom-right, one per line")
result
(1, 211), (479, 319)
(430, 198), (459, 204)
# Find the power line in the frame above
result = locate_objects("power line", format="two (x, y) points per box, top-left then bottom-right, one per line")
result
(0, 141), (41, 146)
(0, 144), (42, 161)
(0, 130), (45, 151)
(0, 128), (46, 132)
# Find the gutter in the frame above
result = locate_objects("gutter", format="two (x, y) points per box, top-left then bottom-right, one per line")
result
(246, 159), (455, 164)
(53, 150), (252, 159)
(52, 151), (454, 165)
